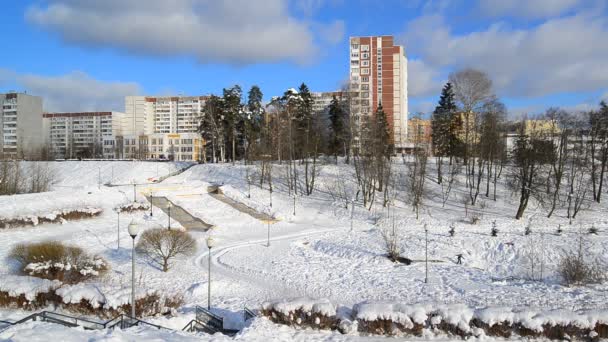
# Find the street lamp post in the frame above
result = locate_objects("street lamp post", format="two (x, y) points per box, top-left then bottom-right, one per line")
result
(114, 208), (120, 250)
(266, 220), (271, 247)
(132, 180), (137, 202)
(206, 237), (214, 310)
(293, 194), (296, 216)
(350, 197), (355, 232)
(98, 167), (101, 189)
(246, 169), (251, 199)
(128, 220), (140, 319)
(149, 191), (153, 217)
(167, 202), (173, 230)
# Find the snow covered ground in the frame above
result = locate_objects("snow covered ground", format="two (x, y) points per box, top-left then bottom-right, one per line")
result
(0, 160), (607, 341)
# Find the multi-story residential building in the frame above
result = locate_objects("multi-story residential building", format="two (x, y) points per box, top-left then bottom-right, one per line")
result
(43, 111), (124, 159)
(311, 91), (345, 116)
(0, 92), (44, 159)
(120, 96), (207, 161)
(349, 35), (408, 153)
(407, 117), (432, 147)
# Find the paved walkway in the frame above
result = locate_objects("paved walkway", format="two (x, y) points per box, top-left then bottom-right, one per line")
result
(207, 185), (277, 222)
(150, 196), (213, 231)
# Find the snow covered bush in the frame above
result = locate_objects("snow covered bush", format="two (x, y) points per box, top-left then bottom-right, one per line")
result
(0, 161), (56, 195)
(136, 228), (196, 272)
(558, 251), (605, 286)
(0, 207), (102, 229)
(116, 201), (150, 213)
(9, 241), (108, 283)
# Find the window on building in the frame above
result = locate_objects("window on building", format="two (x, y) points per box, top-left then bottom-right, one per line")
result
(361, 68), (369, 75)
(361, 45), (369, 51)
(361, 84), (369, 90)
(351, 44), (359, 50)
(362, 76), (369, 82)
(361, 60), (369, 67)
(361, 52), (369, 59)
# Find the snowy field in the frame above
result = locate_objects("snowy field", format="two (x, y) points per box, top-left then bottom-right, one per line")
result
(0, 160), (607, 341)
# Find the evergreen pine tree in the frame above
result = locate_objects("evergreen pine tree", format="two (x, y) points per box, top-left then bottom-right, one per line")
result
(374, 102), (392, 157)
(431, 82), (458, 183)
(328, 95), (345, 162)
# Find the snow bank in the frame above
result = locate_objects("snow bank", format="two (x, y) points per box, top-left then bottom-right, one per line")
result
(0, 275), (61, 301)
(262, 298), (608, 339)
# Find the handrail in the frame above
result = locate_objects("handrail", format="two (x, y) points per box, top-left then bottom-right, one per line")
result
(244, 307), (257, 321)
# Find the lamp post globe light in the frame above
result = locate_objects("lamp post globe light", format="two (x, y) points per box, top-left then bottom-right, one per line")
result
(128, 220), (140, 319)
(206, 237), (215, 310)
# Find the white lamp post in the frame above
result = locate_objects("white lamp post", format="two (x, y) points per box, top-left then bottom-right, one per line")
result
(114, 208), (121, 250)
(350, 197), (355, 232)
(167, 202), (173, 230)
(132, 179), (137, 202)
(206, 237), (215, 310)
(148, 191), (153, 217)
(128, 220), (140, 319)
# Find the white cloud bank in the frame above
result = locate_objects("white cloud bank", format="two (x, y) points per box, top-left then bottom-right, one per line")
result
(402, 11), (608, 100)
(0, 69), (140, 112)
(26, 0), (343, 65)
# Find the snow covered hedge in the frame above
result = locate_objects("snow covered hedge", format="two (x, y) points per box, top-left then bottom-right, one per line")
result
(116, 201), (150, 213)
(0, 275), (182, 318)
(261, 298), (608, 340)
(10, 241), (108, 283)
(0, 207), (102, 228)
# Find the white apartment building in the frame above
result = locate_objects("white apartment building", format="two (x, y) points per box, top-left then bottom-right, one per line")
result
(0, 92), (44, 159)
(43, 111), (123, 159)
(349, 35), (408, 152)
(311, 91), (345, 116)
(120, 96), (207, 161)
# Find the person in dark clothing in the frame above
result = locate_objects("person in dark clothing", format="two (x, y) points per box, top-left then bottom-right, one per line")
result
(456, 254), (463, 264)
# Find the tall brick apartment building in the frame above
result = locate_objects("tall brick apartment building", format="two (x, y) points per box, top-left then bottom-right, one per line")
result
(349, 35), (408, 153)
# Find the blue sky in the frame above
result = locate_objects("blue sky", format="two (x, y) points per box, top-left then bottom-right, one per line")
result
(0, 0), (607, 117)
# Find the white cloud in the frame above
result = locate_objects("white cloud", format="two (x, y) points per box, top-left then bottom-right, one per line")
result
(478, 0), (582, 19)
(1, 69), (140, 112)
(26, 0), (323, 64)
(407, 59), (442, 98)
(315, 20), (345, 45)
(403, 13), (608, 99)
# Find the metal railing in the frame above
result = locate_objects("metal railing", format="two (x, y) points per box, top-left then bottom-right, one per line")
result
(244, 307), (257, 322)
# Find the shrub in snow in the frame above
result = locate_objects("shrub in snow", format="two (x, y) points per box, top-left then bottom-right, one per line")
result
(557, 224), (563, 235)
(588, 226), (598, 235)
(136, 228), (196, 272)
(558, 234), (605, 286)
(491, 221), (499, 237)
(261, 299), (608, 340)
(0, 207), (102, 229)
(116, 201), (150, 213)
(261, 298), (340, 331)
(9, 241), (108, 283)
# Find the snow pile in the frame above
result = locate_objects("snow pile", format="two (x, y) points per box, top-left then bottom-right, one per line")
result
(262, 298), (340, 330)
(0, 275), (61, 301)
(24, 256), (106, 279)
(262, 298), (608, 339)
(264, 297), (337, 317)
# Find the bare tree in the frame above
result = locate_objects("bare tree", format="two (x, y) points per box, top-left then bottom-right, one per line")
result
(546, 108), (570, 218)
(511, 119), (554, 219)
(136, 229), (197, 272)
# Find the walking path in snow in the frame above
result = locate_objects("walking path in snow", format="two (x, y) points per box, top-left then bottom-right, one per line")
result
(150, 196), (213, 231)
(207, 185), (277, 222)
